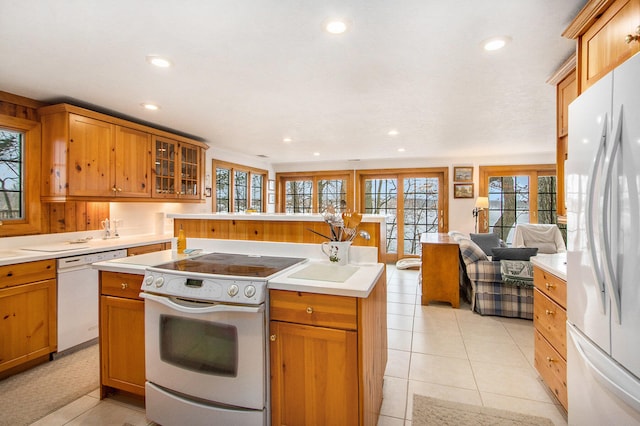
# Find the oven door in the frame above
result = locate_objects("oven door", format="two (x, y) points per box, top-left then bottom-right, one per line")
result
(142, 292), (266, 410)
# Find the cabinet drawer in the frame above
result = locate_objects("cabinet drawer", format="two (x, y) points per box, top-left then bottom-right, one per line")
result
(534, 329), (567, 410)
(0, 259), (56, 290)
(101, 272), (143, 300)
(534, 289), (567, 359)
(270, 290), (357, 331)
(534, 267), (566, 308)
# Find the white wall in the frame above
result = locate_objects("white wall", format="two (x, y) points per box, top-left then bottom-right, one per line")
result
(110, 150), (554, 237)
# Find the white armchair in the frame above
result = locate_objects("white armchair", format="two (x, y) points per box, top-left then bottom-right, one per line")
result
(513, 224), (566, 253)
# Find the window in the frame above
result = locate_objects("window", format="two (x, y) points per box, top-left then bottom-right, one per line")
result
(212, 160), (267, 213)
(358, 168), (447, 261)
(276, 171), (353, 213)
(0, 128), (23, 220)
(0, 116), (41, 236)
(479, 165), (558, 244)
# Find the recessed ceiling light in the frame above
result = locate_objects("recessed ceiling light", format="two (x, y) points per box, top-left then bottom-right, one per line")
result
(397, 148), (406, 152)
(313, 152), (320, 156)
(482, 36), (511, 51)
(146, 55), (172, 68)
(283, 137), (292, 143)
(141, 103), (160, 111)
(388, 129), (399, 136)
(325, 19), (349, 34)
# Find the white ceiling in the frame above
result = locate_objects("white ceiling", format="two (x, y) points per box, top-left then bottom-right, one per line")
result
(0, 0), (586, 166)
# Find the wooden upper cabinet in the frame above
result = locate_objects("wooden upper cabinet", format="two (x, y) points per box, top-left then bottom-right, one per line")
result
(565, 0), (640, 93)
(557, 72), (577, 138)
(39, 103), (206, 202)
(114, 126), (152, 198)
(152, 136), (205, 200)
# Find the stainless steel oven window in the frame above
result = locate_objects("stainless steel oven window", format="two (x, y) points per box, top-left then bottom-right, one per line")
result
(159, 314), (238, 377)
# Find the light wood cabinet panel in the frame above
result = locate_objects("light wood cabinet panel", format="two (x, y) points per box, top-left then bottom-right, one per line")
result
(534, 329), (568, 409)
(420, 233), (459, 308)
(174, 218), (385, 262)
(0, 259), (55, 290)
(114, 126), (152, 198)
(99, 272), (145, 397)
(565, 0), (640, 93)
(126, 243), (169, 257)
(269, 271), (386, 426)
(270, 321), (358, 426)
(68, 114), (115, 197)
(533, 266), (567, 411)
(0, 278), (57, 375)
(270, 290), (358, 330)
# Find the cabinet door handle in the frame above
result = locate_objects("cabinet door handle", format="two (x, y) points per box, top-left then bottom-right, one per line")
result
(121, 282), (128, 290)
(546, 356), (556, 363)
(270, 334), (276, 341)
(625, 26), (640, 44)
(545, 282), (555, 290)
(545, 309), (555, 315)
(306, 306), (313, 314)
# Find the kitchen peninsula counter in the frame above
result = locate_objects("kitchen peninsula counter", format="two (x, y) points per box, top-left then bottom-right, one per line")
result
(168, 213), (388, 262)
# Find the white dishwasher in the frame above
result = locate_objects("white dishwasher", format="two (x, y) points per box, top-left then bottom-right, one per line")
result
(56, 248), (128, 352)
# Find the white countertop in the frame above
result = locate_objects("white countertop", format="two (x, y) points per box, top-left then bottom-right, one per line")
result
(0, 234), (172, 267)
(92, 239), (384, 298)
(530, 252), (567, 280)
(168, 212), (386, 223)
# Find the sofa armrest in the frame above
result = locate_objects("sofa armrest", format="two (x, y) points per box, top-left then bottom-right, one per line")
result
(466, 260), (501, 283)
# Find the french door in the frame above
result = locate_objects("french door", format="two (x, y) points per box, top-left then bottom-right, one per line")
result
(357, 169), (447, 262)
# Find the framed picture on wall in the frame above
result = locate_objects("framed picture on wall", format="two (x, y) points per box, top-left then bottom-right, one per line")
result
(454, 183), (474, 199)
(268, 193), (275, 204)
(268, 179), (275, 191)
(453, 166), (473, 182)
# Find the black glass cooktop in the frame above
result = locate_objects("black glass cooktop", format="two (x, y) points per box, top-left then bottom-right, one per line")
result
(152, 252), (307, 278)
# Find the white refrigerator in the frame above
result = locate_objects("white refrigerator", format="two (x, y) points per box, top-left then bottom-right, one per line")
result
(566, 51), (640, 425)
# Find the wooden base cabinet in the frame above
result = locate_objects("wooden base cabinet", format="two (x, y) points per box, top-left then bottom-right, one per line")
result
(99, 272), (145, 397)
(420, 233), (459, 308)
(269, 271), (387, 426)
(0, 259), (57, 377)
(533, 266), (568, 410)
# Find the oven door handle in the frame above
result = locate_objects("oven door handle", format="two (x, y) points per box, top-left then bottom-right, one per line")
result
(140, 292), (265, 314)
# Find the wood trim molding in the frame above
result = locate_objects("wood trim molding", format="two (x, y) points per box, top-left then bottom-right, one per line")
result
(0, 91), (47, 109)
(562, 0), (616, 39)
(546, 53), (577, 85)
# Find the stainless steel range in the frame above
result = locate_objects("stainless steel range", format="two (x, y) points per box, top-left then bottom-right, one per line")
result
(140, 252), (307, 426)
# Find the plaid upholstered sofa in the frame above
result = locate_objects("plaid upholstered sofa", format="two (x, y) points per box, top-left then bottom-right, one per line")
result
(449, 232), (534, 320)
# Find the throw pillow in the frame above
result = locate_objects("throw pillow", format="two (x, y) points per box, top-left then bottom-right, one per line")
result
(491, 247), (538, 261)
(458, 238), (488, 266)
(470, 233), (503, 256)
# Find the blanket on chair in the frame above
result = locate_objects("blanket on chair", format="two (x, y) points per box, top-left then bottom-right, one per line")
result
(500, 260), (534, 288)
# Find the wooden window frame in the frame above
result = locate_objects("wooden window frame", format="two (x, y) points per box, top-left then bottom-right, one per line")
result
(0, 115), (41, 236)
(275, 170), (355, 213)
(212, 159), (267, 213)
(478, 164), (556, 233)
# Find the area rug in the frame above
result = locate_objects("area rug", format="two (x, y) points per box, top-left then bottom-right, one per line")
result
(412, 394), (555, 426)
(0, 344), (99, 426)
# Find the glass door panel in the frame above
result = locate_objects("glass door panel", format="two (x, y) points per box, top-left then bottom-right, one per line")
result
(363, 178), (398, 255)
(403, 177), (440, 255)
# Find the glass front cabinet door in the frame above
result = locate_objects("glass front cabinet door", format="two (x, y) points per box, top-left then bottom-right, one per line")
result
(152, 136), (204, 200)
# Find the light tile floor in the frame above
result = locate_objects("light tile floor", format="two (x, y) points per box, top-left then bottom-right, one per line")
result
(32, 265), (568, 425)
(379, 265), (568, 426)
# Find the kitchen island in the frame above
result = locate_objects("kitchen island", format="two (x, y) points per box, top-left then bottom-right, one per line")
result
(92, 240), (387, 425)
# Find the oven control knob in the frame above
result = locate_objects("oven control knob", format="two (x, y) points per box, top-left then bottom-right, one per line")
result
(244, 285), (256, 298)
(228, 284), (239, 297)
(144, 276), (154, 286)
(154, 277), (165, 288)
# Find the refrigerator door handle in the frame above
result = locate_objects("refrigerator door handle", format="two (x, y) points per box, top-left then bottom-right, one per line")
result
(568, 322), (640, 413)
(602, 107), (623, 324)
(586, 114), (609, 313)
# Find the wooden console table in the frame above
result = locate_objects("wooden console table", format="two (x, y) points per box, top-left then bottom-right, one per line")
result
(420, 233), (460, 308)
